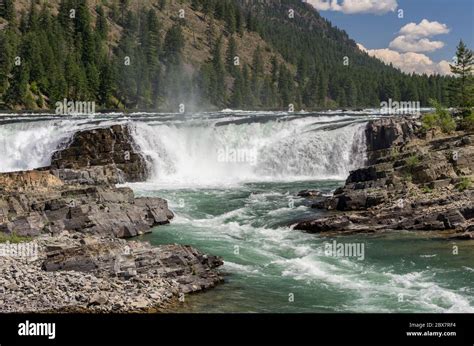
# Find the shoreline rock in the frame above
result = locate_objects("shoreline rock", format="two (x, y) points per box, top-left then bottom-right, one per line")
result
(0, 232), (223, 313)
(0, 124), (224, 313)
(294, 116), (474, 239)
(0, 172), (173, 238)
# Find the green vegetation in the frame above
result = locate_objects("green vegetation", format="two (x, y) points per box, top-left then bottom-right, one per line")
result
(0, 0), (463, 110)
(421, 186), (433, 194)
(390, 147), (400, 160)
(456, 177), (472, 192)
(422, 99), (456, 134)
(0, 232), (32, 244)
(460, 109), (474, 131)
(449, 40), (474, 111)
(405, 154), (420, 171)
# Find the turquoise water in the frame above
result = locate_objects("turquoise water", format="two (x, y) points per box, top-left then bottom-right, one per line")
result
(131, 180), (474, 313)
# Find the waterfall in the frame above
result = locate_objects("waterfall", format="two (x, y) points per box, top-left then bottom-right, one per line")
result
(0, 113), (368, 183)
(130, 115), (368, 185)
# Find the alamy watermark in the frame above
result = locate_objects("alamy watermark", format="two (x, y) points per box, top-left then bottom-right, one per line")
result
(217, 147), (258, 166)
(55, 98), (95, 115)
(380, 98), (420, 115)
(324, 240), (365, 261)
(18, 320), (55, 340)
(0, 241), (38, 258)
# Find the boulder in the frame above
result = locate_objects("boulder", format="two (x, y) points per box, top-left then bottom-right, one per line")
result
(51, 125), (150, 183)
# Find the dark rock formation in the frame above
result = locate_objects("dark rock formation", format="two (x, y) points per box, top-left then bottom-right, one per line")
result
(294, 117), (474, 239)
(365, 116), (420, 165)
(297, 189), (321, 197)
(0, 125), (170, 238)
(51, 124), (150, 183)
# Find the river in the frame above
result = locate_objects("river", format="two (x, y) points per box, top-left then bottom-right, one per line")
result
(1, 110), (472, 312)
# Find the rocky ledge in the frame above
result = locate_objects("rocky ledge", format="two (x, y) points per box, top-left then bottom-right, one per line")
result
(0, 170), (173, 238)
(0, 124), (224, 312)
(0, 232), (223, 312)
(294, 117), (474, 239)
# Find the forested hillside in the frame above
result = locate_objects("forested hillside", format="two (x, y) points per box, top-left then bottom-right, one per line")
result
(0, 0), (456, 111)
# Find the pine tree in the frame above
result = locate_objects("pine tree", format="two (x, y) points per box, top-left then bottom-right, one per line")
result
(96, 6), (108, 40)
(317, 73), (328, 107)
(6, 65), (30, 106)
(27, 1), (39, 32)
(163, 24), (184, 66)
(252, 46), (264, 78)
(230, 68), (244, 108)
(278, 65), (293, 107)
(242, 64), (253, 107)
(302, 72), (318, 107)
(346, 80), (358, 107)
(159, 0), (167, 11)
(449, 40), (474, 108)
(224, 4), (237, 35)
(211, 35), (226, 106)
(191, 0), (201, 11)
(235, 9), (244, 36)
(119, 0), (130, 24)
(0, 0), (15, 21)
(0, 32), (12, 95)
(270, 56), (279, 84)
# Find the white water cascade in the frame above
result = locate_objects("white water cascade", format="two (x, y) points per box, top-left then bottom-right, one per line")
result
(0, 113), (368, 184)
(130, 115), (368, 186)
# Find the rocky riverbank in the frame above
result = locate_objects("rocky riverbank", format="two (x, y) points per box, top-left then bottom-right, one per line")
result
(0, 232), (223, 313)
(294, 116), (474, 239)
(0, 124), (224, 312)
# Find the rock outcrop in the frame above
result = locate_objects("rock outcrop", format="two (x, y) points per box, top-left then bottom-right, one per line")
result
(295, 117), (474, 239)
(0, 232), (223, 313)
(0, 124), (169, 239)
(0, 124), (224, 313)
(0, 171), (173, 238)
(51, 124), (150, 183)
(365, 116), (420, 164)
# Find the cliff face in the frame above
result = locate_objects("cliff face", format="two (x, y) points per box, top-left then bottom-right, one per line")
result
(295, 117), (474, 239)
(364, 117), (420, 164)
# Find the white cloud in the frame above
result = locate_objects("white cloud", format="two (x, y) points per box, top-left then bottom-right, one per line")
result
(305, 0), (398, 15)
(399, 19), (450, 39)
(389, 35), (445, 53)
(389, 19), (450, 53)
(357, 43), (452, 75)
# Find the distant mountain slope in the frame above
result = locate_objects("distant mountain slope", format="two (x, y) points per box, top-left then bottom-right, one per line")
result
(0, 0), (453, 111)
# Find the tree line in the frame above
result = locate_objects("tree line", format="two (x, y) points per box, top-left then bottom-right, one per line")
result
(0, 0), (469, 111)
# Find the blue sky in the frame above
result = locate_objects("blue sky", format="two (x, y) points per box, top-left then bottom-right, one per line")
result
(305, 0), (474, 75)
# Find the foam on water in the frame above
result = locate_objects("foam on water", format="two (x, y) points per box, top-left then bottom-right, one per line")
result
(137, 184), (474, 313)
